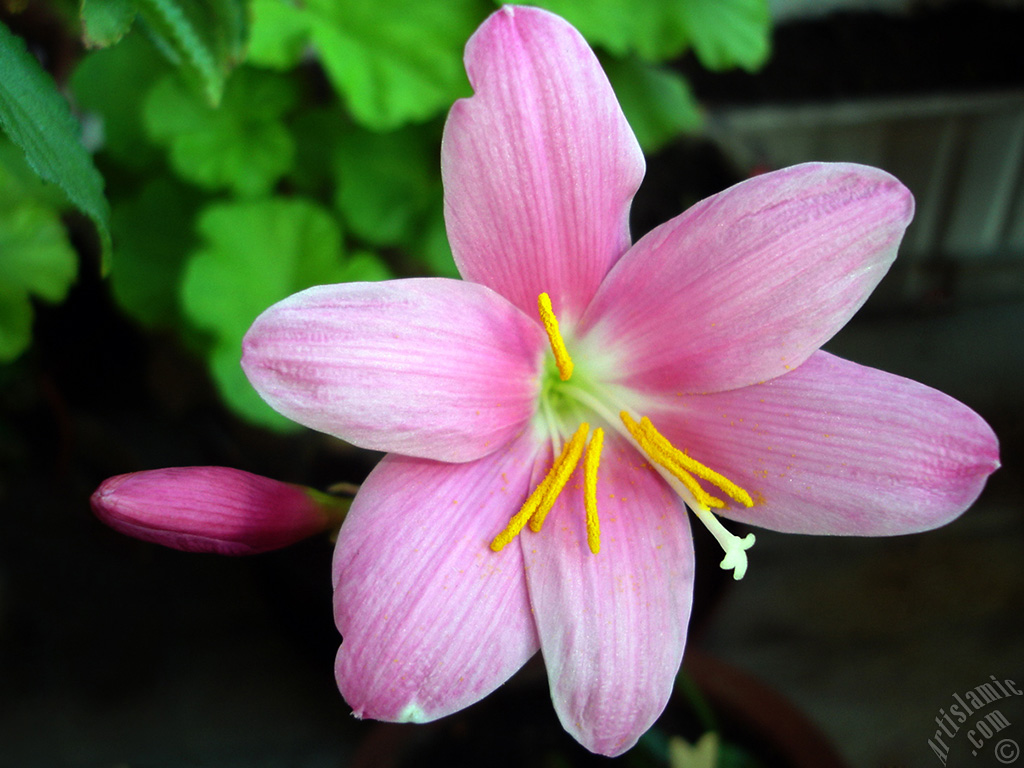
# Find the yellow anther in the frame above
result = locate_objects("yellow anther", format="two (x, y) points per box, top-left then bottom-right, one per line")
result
(638, 417), (753, 508)
(620, 412), (725, 508)
(490, 423), (589, 551)
(528, 423), (589, 532)
(489, 499), (537, 552)
(538, 292), (574, 381)
(620, 412), (753, 509)
(583, 427), (603, 554)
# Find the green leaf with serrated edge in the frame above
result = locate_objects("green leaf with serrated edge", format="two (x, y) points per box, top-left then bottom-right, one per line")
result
(679, 0), (770, 73)
(0, 154), (78, 362)
(334, 122), (439, 246)
(135, 0), (248, 105)
(109, 178), (203, 327)
(0, 137), (68, 210)
(302, 0), (486, 129)
(247, 0), (310, 70)
(180, 198), (386, 430)
(529, 0), (690, 61)
(0, 20), (112, 269)
(603, 56), (703, 152)
(81, 0), (139, 48)
(144, 67), (297, 196)
(71, 32), (168, 172)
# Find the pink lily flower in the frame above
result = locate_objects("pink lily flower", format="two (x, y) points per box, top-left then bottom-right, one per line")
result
(92, 467), (345, 555)
(241, 5), (999, 757)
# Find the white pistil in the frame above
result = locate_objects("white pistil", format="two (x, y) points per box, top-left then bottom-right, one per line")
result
(691, 506), (756, 580)
(653, 471), (756, 580)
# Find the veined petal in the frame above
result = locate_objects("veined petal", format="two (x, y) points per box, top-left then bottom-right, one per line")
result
(581, 163), (914, 394)
(442, 5), (644, 322)
(243, 278), (544, 463)
(332, 431), (543, 723)
(522, 436), (693, 756)
(650, 351), (999, 535)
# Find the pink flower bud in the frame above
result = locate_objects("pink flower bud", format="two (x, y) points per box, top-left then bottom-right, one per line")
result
(91, 467), (348, 555)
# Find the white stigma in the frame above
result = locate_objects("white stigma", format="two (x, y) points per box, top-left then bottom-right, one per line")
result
(692, 506), (756, 580)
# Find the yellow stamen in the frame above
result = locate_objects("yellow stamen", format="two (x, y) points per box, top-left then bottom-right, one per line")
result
(638, 417), (753, 508)
(490, 423), (589, 551)
(583, 427), (603, 554)
(538, 292), (574, 381)
(528, 423), (589, 532)
(619, 411), (756, 579)
(619, 412), (727, 510)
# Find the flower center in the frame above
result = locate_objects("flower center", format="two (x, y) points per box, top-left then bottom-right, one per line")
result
(490, 293), (758, 579)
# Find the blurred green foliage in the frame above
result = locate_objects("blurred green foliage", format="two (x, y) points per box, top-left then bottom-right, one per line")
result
(0, 141), (79, 361)
(0, 0), (771, 428)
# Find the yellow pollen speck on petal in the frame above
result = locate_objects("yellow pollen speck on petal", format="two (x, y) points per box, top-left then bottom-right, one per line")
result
(537, 292), (573, 381)
(584, 427), (603, 554)
(490, 423), (589, 551)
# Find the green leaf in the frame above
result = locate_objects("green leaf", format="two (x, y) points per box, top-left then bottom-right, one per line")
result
(679, 0), (771, 73)
(246, 0), (310, 70)
(81, 0), (139, 48)
(71, 31), (168, 171)
(0, 151), (78, 362)
(0, 20), (112, 269)
(180, 198), (390, 430)
(333, 123), (439, 246)
(528, 0), (770, 69)
(251, 0), (487, 129)
(135, 0), (248, 105)
(109, 178), (203, 327)
(144, 67), (297, 196)
(603, 56), (703, 152)
(530, 0), (690, 61)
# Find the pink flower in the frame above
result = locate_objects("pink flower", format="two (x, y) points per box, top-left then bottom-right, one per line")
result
(92, 467), (344, 555)
(241, 5), (999, 756)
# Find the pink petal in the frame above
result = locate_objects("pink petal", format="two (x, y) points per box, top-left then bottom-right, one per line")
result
(580, 163), (915, 394)
(333, 431), (544, 723)
(90, 467), (338, 555)
(650, 351), (999, 535)
(243, 278), (544, 463)
(521, 435), (694, 756)
(441, 5), (645, 321)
